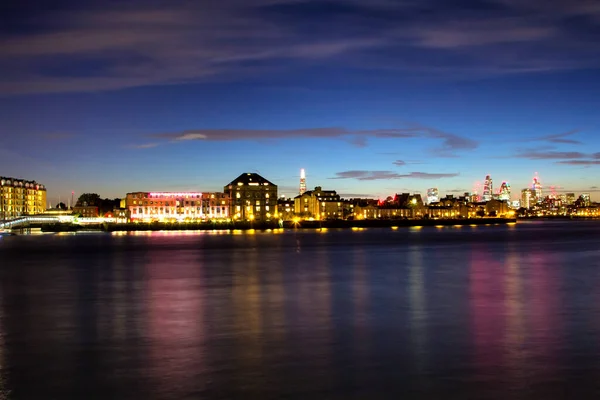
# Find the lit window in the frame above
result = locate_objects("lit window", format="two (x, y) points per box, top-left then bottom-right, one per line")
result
(266, 206), (270, 211)
(236, 193), (241, 199)
(265, 193), (270, 198)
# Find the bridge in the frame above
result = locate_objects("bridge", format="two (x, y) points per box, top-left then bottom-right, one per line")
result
(0, 215), (74, 230)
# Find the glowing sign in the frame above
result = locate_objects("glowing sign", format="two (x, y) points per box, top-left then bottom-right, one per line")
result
(148, 192), (203, 198)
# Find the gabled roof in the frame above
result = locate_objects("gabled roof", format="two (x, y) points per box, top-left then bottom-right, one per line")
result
(226, 172), (276, 187)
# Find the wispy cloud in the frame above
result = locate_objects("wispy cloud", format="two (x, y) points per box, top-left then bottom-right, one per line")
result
(129, 142), (159, 149)
(528, 129), (582, 145)
(514, 150), (589, 159)
(393, 160), (406, 166)
(556, 160), (600, 165)
(143, 124), (476, 155)
(3, 0), (600, 94)
(331, 170), (459, 180)
(154, 127), (417, 142)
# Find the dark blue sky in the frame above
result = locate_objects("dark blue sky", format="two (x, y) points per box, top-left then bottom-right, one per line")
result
(2, 0), (600, 204)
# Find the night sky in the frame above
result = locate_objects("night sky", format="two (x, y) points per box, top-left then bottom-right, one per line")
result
(2, 0), (600, 204)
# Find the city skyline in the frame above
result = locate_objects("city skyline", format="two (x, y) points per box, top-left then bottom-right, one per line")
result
(2, 0), (600, 203)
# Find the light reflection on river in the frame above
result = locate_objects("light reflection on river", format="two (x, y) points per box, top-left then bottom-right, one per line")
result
(1, 221), (600, 399)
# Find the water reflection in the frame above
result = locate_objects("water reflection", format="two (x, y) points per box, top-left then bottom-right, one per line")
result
(408, 247), (427, 374)
(470, 244), (509, 389)
(0, 224), (600, 399)
(144, 248), (206, 397)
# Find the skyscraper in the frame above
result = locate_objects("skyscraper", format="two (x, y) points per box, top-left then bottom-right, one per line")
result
(521, 188), (535, 209)
(532, 175), (542, 203)
(299, 168), (306, 195)
(498, 181), (511, 201)
(482, 175), (493, 202)
(426, 187), (439, 204)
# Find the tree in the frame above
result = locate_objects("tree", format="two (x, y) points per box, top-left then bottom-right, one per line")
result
(76, 193), (101, 207)
(56, 202), (67, 210)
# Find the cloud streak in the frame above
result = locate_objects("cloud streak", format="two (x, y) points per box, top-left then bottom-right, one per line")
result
(556, 160), (600, 165)
(154, 127), (419, 142)
(331, 170), (459, 181)
(146, 124), (477, 155)
(529, 130), (582, 145)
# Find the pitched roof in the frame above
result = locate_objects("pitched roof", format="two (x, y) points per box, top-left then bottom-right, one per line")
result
(226, 172), (276, 187)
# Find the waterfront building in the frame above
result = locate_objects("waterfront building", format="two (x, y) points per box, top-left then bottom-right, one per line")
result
(426, 188), (439, 204)
(566, 193), (576, 205)
(485, 199), (510, 216)
(277, 197), (295, 221)
(295, 186), (343, 220)
(126, 191), (229, 221)
(225, 173), (277, 221)
(482, 175), (493, 202)
(354, 204), (414, 219)
(73, 205), (99, 218)
(0, 176), (47, 219)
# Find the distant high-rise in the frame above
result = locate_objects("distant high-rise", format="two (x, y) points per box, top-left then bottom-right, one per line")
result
(566, 193), (576, 205)
(299, 168), (306, 195)
(426, 188), (439, 204)
(498, 181), (511, 201)
(521, 188), (535, 209)
(482, 175), (493, 202)
(532, 175), (542, 203)
(580, 193), (591, 207)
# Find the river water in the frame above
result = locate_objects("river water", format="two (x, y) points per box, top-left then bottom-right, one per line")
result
(1, 221), (600, 399)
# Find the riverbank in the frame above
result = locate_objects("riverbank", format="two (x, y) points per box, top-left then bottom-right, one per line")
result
(39, 218), (517, 233)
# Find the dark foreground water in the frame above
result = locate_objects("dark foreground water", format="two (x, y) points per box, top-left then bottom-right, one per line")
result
(1, 221), (600, 399)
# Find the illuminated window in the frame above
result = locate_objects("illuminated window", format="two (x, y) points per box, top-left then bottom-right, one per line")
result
(236, 193), (241, 199)
(265, 193), (270, 198)
(265, 206), (270, 211)
(256, 200), (260, 205)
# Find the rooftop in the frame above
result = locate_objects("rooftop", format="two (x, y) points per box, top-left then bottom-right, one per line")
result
(226, 172), (275, 187)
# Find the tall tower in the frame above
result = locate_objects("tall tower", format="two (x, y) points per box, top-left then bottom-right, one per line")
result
(299, 168), (306, 195)
(532, 174), (542, 203)
(482, 175), (493, 202)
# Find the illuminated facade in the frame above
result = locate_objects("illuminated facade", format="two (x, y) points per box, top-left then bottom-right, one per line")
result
(126, 192), (229, 221)
(225, 173), (277, 221)
(295, 186), (343, 220)
(498, 181), (511, 201)
(482, 175), (493, 202)
(426, 188), (439, 204)
(566, 193), (576, 205)
(0, 176), (47, 219)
